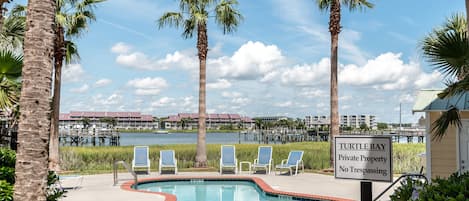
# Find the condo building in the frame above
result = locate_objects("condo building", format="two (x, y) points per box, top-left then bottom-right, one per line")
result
(59, 111), (157, 129)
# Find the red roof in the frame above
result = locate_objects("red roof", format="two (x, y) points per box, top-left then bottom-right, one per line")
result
(229, 114), (241, 119)
(61, 111), (154, 121)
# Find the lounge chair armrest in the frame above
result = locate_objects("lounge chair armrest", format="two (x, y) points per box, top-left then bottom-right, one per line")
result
(281, 159), (287, 165)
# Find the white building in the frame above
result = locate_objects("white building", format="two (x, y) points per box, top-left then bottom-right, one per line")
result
(305, 115), (377, 130)
(59, 111), (157, 130)
(340, 114), (377, 130)
(304, 115), (330, 129)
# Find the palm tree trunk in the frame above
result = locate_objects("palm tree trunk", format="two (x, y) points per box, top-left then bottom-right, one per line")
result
(49, 25), (65, 172)
(329, 0), (341, 168)
(195, 22), (208, 168)
(13, 0), (56, 200)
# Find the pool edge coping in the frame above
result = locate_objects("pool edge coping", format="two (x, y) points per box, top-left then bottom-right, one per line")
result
(121, 176), (354, 201)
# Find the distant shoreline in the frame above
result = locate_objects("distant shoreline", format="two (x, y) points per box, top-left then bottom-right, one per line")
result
(117, 129), (244, 133)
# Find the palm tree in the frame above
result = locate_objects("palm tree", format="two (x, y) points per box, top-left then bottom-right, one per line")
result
(158, 0), (242, 167)
(49, 0), (105, 171)
(13, 0), (56, 200)
(315, 0), (373, 168)
(421, 14), (469, 140)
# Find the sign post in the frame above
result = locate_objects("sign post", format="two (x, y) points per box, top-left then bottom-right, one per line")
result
(335, 136), (393, 201)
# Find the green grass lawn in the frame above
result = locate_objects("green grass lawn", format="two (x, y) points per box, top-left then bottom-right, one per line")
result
(60, 142), (425, 174)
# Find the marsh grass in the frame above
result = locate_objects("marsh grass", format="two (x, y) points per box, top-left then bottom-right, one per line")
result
(60, 142), (424, 174)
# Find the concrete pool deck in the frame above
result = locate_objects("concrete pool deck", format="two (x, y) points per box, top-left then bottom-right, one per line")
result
(60, 172), (396, 201)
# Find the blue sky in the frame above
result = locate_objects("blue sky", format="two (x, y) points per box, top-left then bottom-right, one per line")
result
(11, 0), (465, 123)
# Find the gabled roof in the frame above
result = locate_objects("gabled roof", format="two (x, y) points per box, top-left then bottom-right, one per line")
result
(412, 89), (469, 112)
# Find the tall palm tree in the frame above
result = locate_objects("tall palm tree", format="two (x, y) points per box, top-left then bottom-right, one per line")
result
(158, 0), (242, 167)
(13, 0), (56, 200)
(315, 0), (373, 168)
(421, 14), (469, 140)
(49, 0), (105, 171)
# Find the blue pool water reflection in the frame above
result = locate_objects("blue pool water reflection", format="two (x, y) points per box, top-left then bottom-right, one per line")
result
(138, 180), (307, 201)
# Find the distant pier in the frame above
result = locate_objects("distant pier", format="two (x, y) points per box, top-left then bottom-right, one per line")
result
(59, 128), (120, 146)
(242, 128), (426, 144)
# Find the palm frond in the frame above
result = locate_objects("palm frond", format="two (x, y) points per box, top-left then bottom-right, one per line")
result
(0, 50), (23, 80)
(9, 4), (26, 17)
(421, 30), (469, 78)
(215, 0), (243, 34)
(431, 106), (461, 141)
(0, 78), (20, 111)
(315, 0), (331, 11)
(64, 40), (80, 64)
(438, 76), (469, 98)
(343, 0), (374, 11)
(442, 13), (466, 35)
(0, 14), (25, 48)
(182, 18), (196, 39)
(158, 12), (184, 29)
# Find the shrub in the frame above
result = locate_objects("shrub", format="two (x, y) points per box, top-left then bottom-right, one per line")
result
(46, 171), (64, 201)
(0, 180), (13, 201)
(391, 172), (469, 200)
(418, 172), (469, 200)
(0, 167), (14, 184)
(0, 149), (15, 168)
(390, 177), (425, 201)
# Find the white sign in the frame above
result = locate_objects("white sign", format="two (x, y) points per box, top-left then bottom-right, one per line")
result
(335, 136), (392, 182)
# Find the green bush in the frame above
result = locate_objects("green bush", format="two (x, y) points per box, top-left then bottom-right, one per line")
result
(418, 172), (469, 200)
(0, 167), (14, 184)
(0, 149), (15, 168)
(0, 149), (64, 201)
(0, 180), (13, 201)
(390, 177), (425, 201)
(391, 172), (469, 201)
(46, 171), (64, 201)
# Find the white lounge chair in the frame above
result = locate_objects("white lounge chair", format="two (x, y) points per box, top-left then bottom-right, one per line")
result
(252, 146), (273, 174)
(132, 146), (150, 174)
(275, 150), (304, 175)
(159, 150), (178, 174)
(220, 145), (237, 174)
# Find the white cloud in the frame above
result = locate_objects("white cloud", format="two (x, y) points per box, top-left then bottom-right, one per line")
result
(93, 93), (122, 106)
(113, 42), (197, 71)
(127, 77), (168, 95)
(339, 95), (353, 101)
(151, 97), (175, 107)
(214, 41), (285, 80)
(340, 29), (369, 65)
(299, 88), (327, 99)
(232, 97), (250, 105)
(94, 78), (112, 87)
(399, 93), (415, 103)
(275, 101), (293, 107)
(281, 58), (330, 86)
(111, 42), (131, 54)
(339, 52), (441, 90)
(222, 91), (242, 98)
(207, 79), (232, 89)
(62, 64), (85, 83)
(70, 84), (89, 93)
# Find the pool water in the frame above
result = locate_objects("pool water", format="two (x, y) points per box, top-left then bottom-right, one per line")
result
(137, 180), (305, 201)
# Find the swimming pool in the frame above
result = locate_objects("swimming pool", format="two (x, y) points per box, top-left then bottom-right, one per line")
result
(136, 179), (324, 201)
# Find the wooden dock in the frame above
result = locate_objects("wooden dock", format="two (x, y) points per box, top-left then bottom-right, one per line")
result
(59, 128), (120, 146)
(242, 128), (426, 144)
